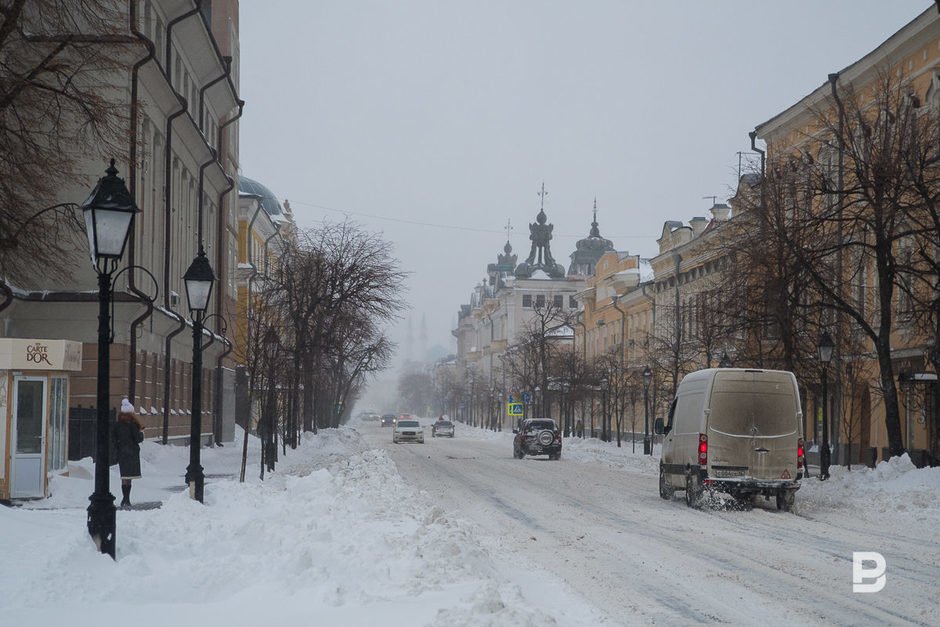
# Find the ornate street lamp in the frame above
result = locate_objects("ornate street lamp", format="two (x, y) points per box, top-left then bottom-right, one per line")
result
(643, 366), (653, 455)
(817, 330), (835, 480)
(183, 246), (215, 502)
(84, 160), (140, 559)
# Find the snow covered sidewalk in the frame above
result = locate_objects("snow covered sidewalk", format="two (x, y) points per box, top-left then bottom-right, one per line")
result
(1, 428), (555, 627)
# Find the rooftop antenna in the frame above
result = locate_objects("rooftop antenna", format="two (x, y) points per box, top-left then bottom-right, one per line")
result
(504, 218), (513, 241)
(702, 195), (718, 206)
(537, 182), (548, 211)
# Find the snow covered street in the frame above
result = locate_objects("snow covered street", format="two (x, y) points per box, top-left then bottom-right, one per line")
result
(1, 421), (937, 626)
(364, 420), (940, 626)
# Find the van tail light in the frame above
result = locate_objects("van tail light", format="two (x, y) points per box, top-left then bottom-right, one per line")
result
(697, 433), (708, 466)
(797, 438), (805, 470)
(554, 430), (561, 444)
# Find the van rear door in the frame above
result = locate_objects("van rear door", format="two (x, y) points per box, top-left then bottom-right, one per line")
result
(707, 371), (800, 482)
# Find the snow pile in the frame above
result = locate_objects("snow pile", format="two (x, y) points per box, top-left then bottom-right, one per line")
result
(560, 436), (660, 472)
(1, 428), (554, 627)
(798, 453), (940, 519)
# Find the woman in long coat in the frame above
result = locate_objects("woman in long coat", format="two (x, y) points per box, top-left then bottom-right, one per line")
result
(113, 398), (144, 507)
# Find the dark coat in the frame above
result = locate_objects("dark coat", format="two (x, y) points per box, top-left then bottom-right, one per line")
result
(113, 419), (143, 478)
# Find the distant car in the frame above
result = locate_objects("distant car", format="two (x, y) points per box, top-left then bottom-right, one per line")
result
(513, 418), (561, 460)
(431, 420), (454, 438)
(393, 419), (424, 444)
(380, 414), (397, 427)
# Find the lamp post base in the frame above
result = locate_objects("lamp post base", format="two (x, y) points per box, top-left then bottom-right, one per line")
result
(643, 437), (652, 455)
(87, 492), (116, 558)
(186, 463), (205, 502)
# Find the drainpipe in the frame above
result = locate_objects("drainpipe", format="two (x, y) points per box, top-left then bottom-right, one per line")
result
(829, 71), (846, 459)
(214, 336), (234, 444)
(166, 2), (202, 70)
(199, 58), (231, 132)
(195, 59), (233, 247)
(748, 130), (765, 180)
(127, 0), (157, 403)
(641, 280), (656, 425)
(214, 99), (245, 322)
(672, 253), (682, 396)
(160, 98), (187, 444)
(612, 294), (627, 446)
(158, 4), (202, 444)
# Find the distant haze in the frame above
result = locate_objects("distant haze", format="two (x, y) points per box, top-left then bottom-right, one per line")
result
(239, 0), (930, 360)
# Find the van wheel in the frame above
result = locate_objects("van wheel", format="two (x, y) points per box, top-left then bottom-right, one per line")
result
(685, 475), (702, 509)
(776, 490), (795, 512)
(659, 466), (672, 500)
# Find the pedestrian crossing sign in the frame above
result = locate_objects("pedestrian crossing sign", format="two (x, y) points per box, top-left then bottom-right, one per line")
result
(508, 402), (524, 416)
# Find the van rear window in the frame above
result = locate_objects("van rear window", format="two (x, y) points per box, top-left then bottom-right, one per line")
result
(708, 373), (798, 436)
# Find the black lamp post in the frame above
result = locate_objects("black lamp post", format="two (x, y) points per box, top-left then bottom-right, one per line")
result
(600, 377), (609, 442)
(183, 246), (215, 502)
(84, 160), (140, 558)
(643, 366), (652, 455)
(817, 330), (835, 480)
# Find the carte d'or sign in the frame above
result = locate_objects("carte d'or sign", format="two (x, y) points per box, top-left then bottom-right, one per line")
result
(0, 339), (83, 371)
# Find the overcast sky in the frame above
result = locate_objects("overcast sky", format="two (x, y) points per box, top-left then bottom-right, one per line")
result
(239, 0), (932, 359)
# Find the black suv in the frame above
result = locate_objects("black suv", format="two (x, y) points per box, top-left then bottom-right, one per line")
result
(513, 418), (562, 460)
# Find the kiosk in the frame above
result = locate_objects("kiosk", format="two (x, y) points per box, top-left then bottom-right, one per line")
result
(0, 339), (82, 500)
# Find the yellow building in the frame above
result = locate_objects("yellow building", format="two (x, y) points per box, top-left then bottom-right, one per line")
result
(754, 6), (940, 465)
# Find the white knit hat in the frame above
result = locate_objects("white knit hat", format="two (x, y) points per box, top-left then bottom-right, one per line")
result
(120, 398), (135, 414)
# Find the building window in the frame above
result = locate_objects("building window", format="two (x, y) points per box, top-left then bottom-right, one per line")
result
(536, 294), (545, 308)
(49, 377), (68, 472)
(522, 294), (532, 308)
(553, 295), (563, 309)
(569, 296), (577, 309)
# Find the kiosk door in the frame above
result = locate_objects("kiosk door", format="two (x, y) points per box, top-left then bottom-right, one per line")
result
(12, 376), (47, 498)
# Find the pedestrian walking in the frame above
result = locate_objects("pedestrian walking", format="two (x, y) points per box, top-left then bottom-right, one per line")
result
(113, 398), (144, 508)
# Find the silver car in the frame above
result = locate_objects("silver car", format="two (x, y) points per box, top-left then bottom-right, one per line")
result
(393, 419), (425, 444)
(431, 420), (455, 437)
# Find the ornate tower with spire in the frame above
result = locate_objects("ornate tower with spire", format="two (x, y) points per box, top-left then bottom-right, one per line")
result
(568, 198), (614, 277)
(514, 183), (567, 279)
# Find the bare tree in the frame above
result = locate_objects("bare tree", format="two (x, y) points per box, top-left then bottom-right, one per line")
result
(0, 0), (133, 283)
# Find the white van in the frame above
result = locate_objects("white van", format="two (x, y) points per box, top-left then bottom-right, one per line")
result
(659, 368), (804, 511)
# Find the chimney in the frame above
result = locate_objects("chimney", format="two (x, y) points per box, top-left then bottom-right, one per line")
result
(689, 216), (708, 238)
(710, 202), (731, 222)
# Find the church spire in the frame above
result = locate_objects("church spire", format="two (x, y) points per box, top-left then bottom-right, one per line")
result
(590, 197), (600, 237)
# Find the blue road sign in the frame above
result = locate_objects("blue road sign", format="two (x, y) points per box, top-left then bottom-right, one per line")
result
(521, 392), (532, 404)
(508, 403), (524, 416)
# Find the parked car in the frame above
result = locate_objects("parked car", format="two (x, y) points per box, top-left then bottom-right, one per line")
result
(659, 368), (804, 511)
(513, 418), (561, 460)
(380, 414), (397, 427)
(393, 419), (424, 444)
(431, 420), (454, 437)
